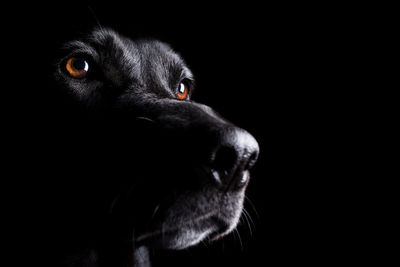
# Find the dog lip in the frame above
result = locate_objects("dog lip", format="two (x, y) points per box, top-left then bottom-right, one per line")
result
(135, 213), (230, 247)
(135, 215), (211, 242)
(207, 216), (230, 241)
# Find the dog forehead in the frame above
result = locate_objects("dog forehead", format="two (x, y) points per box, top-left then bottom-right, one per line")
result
(88, 28), (191, 87)
(136, 40), (191, 86)
(88, 29), (183, 67)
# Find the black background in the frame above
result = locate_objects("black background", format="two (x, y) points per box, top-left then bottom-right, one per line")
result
(3, 2), (384, 266)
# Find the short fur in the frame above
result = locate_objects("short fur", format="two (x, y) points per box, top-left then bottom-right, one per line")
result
(23, 28), (259, 267)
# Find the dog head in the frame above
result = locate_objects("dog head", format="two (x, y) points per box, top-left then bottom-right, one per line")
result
(51, 28), (259, 254)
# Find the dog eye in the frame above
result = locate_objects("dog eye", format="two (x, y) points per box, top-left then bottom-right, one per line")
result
(177, 82), (189, 100)
(65, 57), (89, 79)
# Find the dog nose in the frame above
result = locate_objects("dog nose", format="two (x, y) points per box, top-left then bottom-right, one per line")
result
(210, 127), (259, 190)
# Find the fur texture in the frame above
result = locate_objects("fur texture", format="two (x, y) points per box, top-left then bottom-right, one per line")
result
(21, 28), (259, 267)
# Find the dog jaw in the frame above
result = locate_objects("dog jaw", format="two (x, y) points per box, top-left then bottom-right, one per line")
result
(136, 188), (245, 250)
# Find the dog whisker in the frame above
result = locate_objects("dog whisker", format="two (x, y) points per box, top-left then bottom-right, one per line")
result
(241, 208), (254, 237)
(108, 192), (122, 215)
(135, 116), (156, 124)
(151, 204), (161, 220)
(234, 228), (244, 252)
(243, 208), (256, 231)
(200, 239), (209, 249)
(245, 195), (260, 218)
(87, 6), (104, 31)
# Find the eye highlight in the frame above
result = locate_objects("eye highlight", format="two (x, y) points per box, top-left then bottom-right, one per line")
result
(177, 82), (189, 100)
(65, 57), (89, 79)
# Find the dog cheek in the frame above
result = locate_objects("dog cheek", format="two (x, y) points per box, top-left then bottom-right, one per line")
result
(54, 70), (104, 103)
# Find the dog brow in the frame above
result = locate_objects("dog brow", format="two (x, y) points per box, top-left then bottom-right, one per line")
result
(181, 66), (194, 81)
(62, 40), (98, 58)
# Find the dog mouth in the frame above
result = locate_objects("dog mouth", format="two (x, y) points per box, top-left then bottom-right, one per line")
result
(126, 169), (248, 250)
(135, 213), (231, 250)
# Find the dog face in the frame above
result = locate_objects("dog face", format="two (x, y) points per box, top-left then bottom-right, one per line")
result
(53, 28), (259, 254)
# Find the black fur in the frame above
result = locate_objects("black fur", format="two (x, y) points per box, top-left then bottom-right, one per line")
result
(9, 27), (259, 267)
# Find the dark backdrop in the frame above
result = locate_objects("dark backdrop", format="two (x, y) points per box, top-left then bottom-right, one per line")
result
(3, 2), (378, 266)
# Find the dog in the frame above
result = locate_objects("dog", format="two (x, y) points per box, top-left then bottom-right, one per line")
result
(21, 27), (259, 267)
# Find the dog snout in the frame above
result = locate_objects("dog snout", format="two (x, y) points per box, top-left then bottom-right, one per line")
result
(209, 127), (259, 190)
(138, 100), (260, 191)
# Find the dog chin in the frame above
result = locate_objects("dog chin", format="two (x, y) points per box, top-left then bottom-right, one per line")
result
(135, 190), (246, 250)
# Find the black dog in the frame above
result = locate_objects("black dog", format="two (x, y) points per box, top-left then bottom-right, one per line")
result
(20, 28), (259, 267)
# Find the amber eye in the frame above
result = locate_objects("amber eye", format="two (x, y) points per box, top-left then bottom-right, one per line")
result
(177, 82), (189, 100)
(65, 57), (89, 79)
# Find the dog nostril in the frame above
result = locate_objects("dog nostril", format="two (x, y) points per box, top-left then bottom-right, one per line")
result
(211, 146), (238, 174)
(209, 145), (238, 186)
(208, 127), (259, 190)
